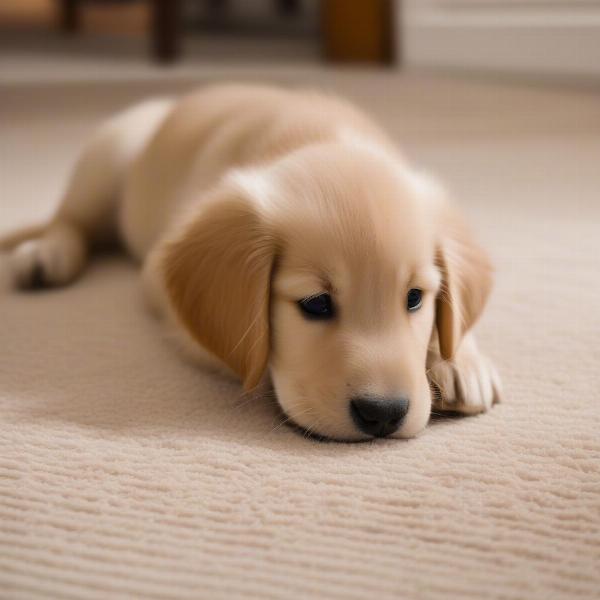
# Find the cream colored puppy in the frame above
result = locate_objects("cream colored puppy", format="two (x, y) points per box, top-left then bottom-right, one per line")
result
(1, 84), (500, 441)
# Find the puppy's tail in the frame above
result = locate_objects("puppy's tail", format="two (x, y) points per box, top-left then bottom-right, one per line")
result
(0, 223), (47, 252)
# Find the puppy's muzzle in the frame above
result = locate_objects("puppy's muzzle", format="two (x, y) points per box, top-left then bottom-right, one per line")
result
(350, 396), (409, 438)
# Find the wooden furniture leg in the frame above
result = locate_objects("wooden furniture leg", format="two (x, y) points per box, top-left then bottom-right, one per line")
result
(321, 0), (396, 64)
(60, 0), (81, 34)
(151, 0), (181, 63)
(276, 0), (300, 16)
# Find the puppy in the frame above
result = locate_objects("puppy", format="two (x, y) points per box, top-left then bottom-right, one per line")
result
(1, 84), (501, 441)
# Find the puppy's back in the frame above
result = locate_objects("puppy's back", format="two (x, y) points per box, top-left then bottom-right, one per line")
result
(120, 83), (390, 259)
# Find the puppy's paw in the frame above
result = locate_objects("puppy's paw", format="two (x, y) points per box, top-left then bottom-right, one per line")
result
(9, 225), (86, 289)
(428, 345), (501, 415)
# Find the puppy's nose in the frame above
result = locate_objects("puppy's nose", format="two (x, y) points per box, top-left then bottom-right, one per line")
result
(350, 396), (409, 437)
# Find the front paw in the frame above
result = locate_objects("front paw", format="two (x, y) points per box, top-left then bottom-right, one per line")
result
(428, 349), (501, 415)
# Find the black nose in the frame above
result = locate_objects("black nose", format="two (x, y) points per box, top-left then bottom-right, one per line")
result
(350, 396), (409, 437)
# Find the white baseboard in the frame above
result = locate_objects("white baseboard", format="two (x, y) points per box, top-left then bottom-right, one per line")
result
(401, 1), (600, 78)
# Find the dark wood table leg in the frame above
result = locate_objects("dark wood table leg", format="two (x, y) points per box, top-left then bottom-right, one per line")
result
(60, 0), (80, 34)
(321, 0), (395, 64)
(276, 0), (300, 16)
(151, 0), (181, 63)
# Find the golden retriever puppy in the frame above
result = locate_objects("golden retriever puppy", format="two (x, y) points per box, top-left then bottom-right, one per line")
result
(1, 84), (501, 441)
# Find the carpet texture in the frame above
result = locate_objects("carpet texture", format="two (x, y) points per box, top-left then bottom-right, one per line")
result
(1, 73), (599, 600)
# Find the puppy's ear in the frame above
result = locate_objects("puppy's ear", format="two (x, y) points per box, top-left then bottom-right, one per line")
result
(435, 205), (493, 361)
(161, 189), (274, 390)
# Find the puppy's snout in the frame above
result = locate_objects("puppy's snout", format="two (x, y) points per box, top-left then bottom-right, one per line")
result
(350, 395), (409, 438)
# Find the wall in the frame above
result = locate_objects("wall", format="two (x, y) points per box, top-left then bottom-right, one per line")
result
(401, 0), (600, 78)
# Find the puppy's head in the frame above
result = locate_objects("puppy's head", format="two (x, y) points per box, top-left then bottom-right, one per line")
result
(162, 141), (492, 441)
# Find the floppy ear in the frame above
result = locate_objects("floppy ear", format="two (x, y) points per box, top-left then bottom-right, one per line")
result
(435, 207), (493, 361)
(161, 190), (274, 390)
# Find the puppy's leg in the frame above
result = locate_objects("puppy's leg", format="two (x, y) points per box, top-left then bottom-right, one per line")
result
(427, 333), (502, 414)
(1, 99), (173, 289)
(8, 222), (87, 289)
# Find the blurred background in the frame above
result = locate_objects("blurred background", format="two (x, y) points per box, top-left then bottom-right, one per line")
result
(1, 0), (599, 80)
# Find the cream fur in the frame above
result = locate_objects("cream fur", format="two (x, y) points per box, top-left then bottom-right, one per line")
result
(0, 83), (499, 441)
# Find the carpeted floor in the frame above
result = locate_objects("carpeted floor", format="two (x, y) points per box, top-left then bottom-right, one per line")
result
(1, 71), (599, 599)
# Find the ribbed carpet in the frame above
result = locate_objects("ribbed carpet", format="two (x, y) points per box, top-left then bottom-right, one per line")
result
(1, 73), (599, 599)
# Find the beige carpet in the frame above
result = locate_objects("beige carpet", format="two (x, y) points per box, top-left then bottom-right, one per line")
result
(1, 72), (599, 599)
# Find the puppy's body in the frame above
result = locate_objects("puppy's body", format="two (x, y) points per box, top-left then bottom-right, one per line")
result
(2, 84), (500, 441)
(122, 85), (388, 261)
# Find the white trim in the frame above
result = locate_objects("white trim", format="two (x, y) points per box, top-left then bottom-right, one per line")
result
(401, 0), (600, 78)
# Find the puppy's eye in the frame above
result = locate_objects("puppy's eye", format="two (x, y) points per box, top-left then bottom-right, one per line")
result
(407, 288), (423, 312)
(298, 293), (334, 320)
